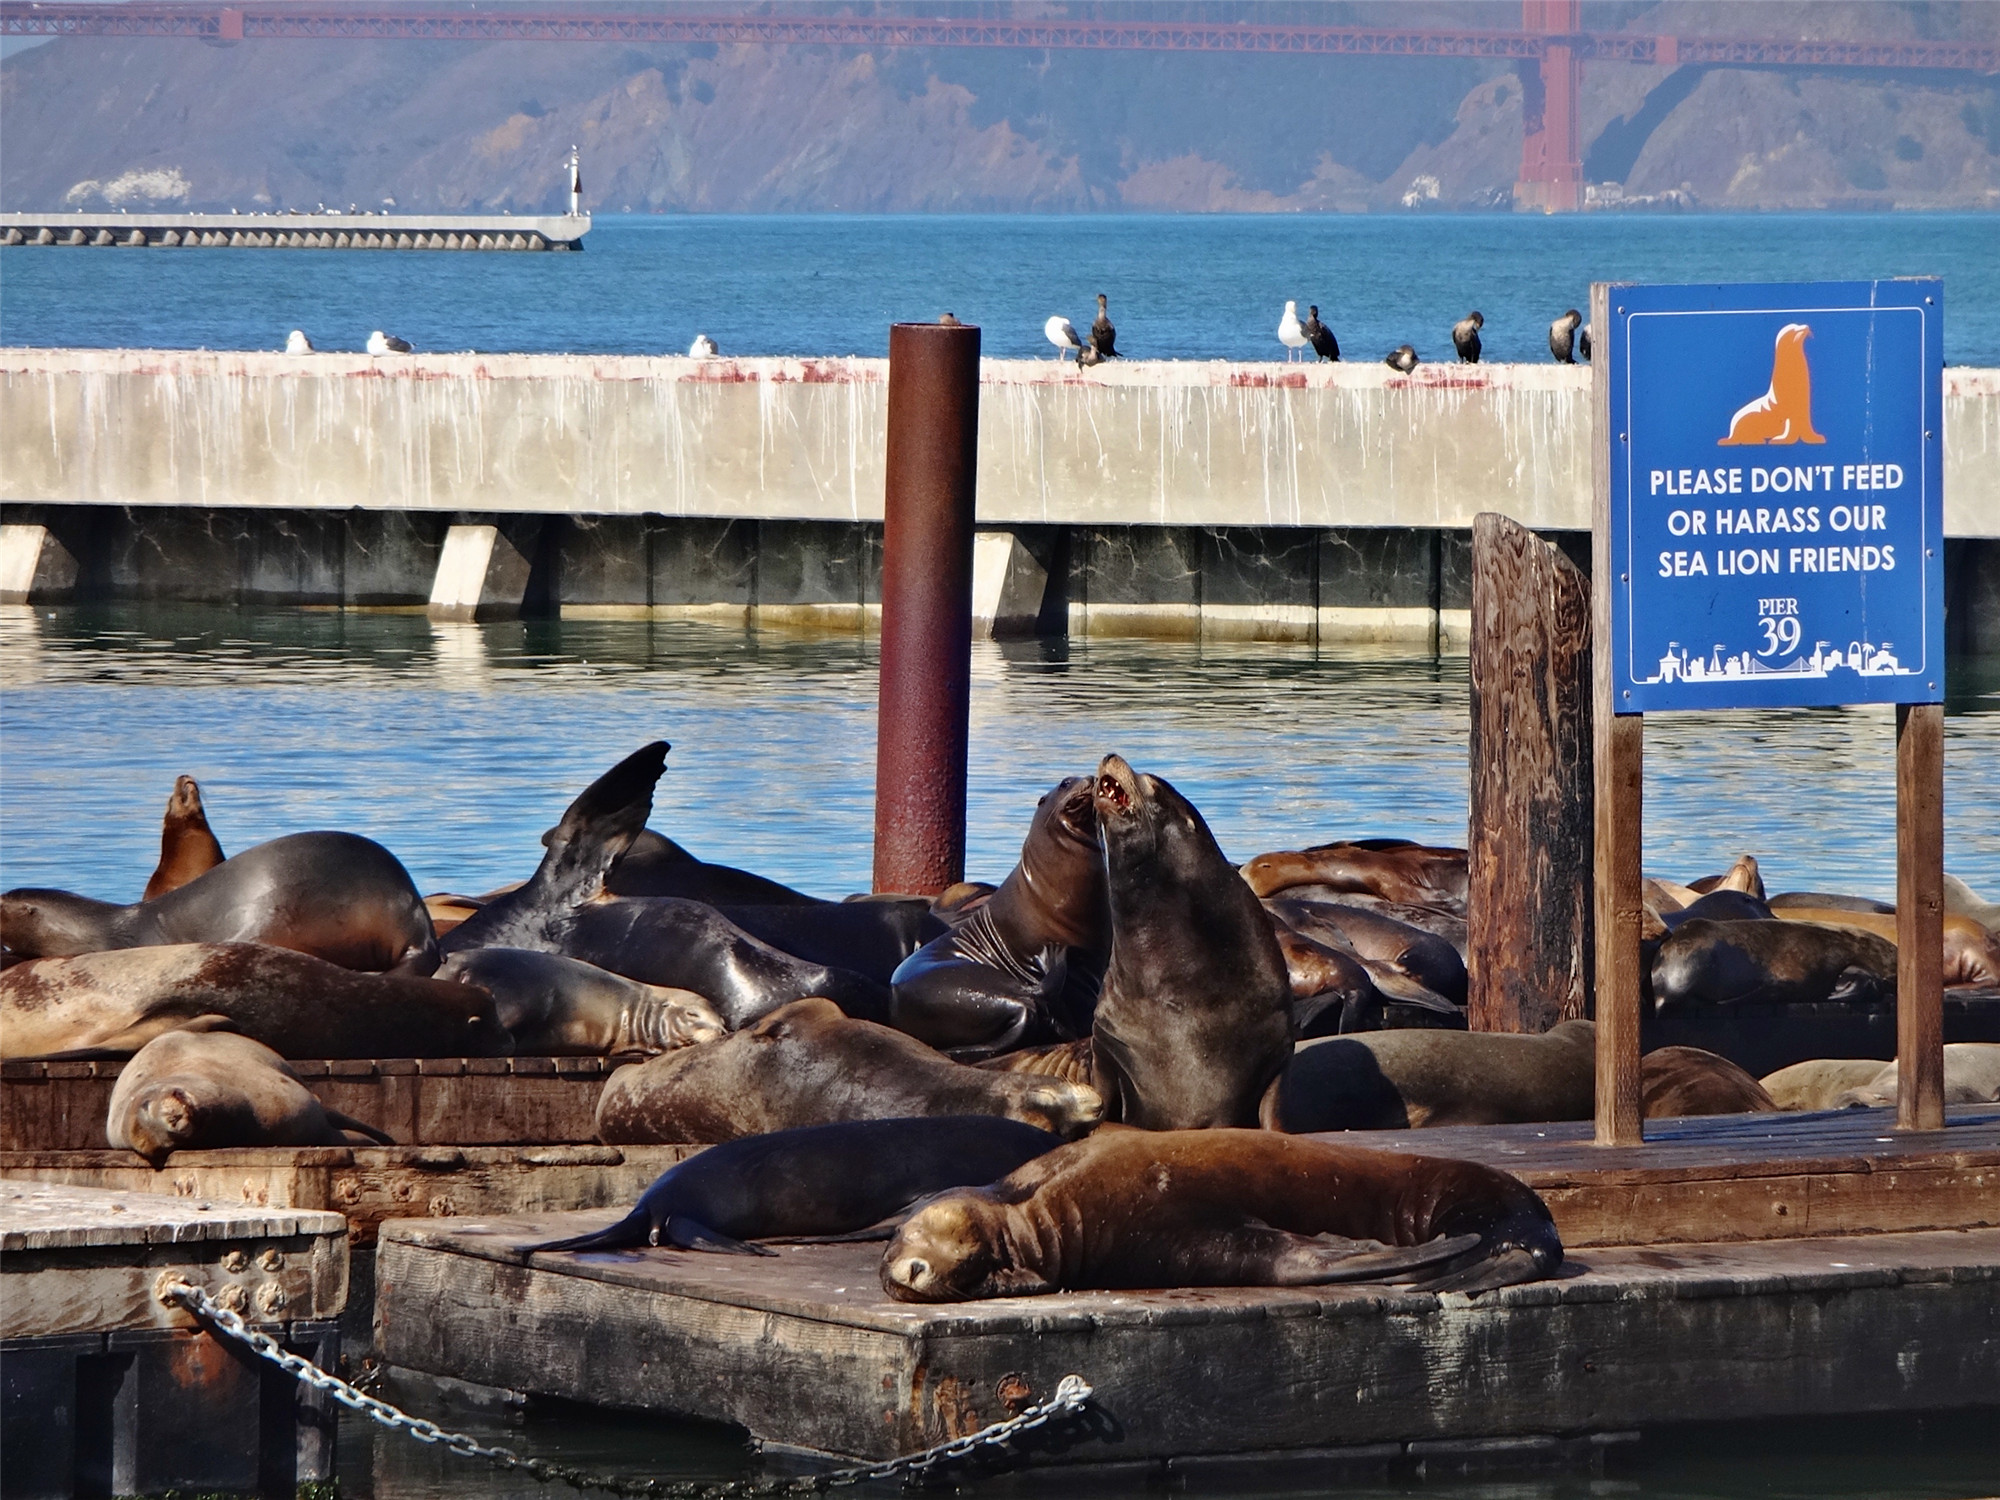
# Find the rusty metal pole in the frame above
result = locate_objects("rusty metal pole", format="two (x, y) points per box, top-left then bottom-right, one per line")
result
(873, 319), (980, 895)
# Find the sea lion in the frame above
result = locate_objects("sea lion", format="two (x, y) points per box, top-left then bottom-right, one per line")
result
(1759, 1057), (1893, 1111)
(1639, 1046), (1778, 1116)
(1290, 891), (1469, 958)
(1652, 918), (1898, 1009)
(108, 1030), (395, 1166)
(0, 943), (511, 1061)
(890, 776), (1108, 1057)
(717, 899), (943, 986)
(3, 832), (437, 974)
(1088, 755), (1293, 1129)
(441, 744), (890, 1026)
(1242, 840), (1467, 911)
(1943, 875), (1999, 930)
(1718, 323), (1825, 447)
(525, 1117), (1066, 1256)
(607, 830), (823, 906)
(1657, 889), (1773, 930)
(594, 997), (1103, 1145)
(1687, 854), (1765, 900)
(143, 776), (225, 901)
(1829, 1044), (2000, 1110)
(1266, 897), (1467, 1007)
(1768, 892), (1895, 916)
(882, 1128), (1562, 1302)
(435, 948), (722, 1056)
(1768, 907), (2000, 989)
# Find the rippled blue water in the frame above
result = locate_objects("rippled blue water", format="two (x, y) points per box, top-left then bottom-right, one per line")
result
(3, 213), (1997, 366)
(2, 605), (1994, 903)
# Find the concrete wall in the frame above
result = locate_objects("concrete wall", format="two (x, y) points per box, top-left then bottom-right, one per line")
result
(6, 348), (1991, 537)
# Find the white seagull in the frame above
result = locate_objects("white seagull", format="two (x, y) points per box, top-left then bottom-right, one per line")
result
(1044, 315), (1083, 361)
(366, 330), (413, 355)
(689, 333), (719, 357)
(284, 329), (314, 355)
(1278, 301), (1307, 362)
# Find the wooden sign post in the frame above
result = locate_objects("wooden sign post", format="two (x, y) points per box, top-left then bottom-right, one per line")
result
(1593, 278), (1946, 1146)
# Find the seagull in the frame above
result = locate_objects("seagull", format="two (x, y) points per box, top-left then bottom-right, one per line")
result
(689, 333), (718, 357)
(284, 329), (314, 355)
(1278, 301), (1307, 362)
(1303, 306), (1339, 362)
(1044, 315), (1083, 360)
(1090, 293), (1119, 359)
(1452, 311), (1483, 364)
(1549, 309), (1584, 364)
(1385, 344), (1419, 374)
(367, 330), (412, 355)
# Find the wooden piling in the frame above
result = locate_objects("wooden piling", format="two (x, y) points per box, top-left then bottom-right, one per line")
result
(1896, 702), (1946, 1130)
(1467, 513), (1594, 1033)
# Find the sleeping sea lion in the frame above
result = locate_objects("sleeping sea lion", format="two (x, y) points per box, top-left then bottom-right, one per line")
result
(1265, 897), (1467, 1006)
(143, 776), (226, 901)
(1652, 918), (1898, 1009)
(1827, 1044), (2000, 1109)
(1639, 1046), (1778, 1116)
(1287, 891), (1468, 959)
(594, 997), (1103, 1144)
(882, 1128), (1562, 1302)
(1241, 840), (1468, 910)
(607, 829), (823, 906)
(435, 948), (722, 1056)
(441, 744), (890, 1026)
(1087, 755), (1293, 1129)
(3, 832), (437, 974)
(108, 1030), (395, 1165)
(890, 776), (1108, 1057)
(1759, 1057), (1893, 1111)
(1656, 889), (1773, 930)
(716, 899), (943, 986)
(1768, 892), (1895, 916)
(0, 942), (511, 1061)
(525, 1117), (1066, 1255)
(1767, 907), (2000, 989)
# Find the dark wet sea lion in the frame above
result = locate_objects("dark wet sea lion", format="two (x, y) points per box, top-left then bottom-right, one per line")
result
(1290, 891), (1469, 958)
(441, 745), (890, 1025)
(1652, 918), (1897, 1009)
(891, 776), (1108, 1057)
(1657, 889), (1773, 930)
(607, 829), (823, 906)
(882, 1128), (1562, 1302)
(1768, 907), (2000, 989)
(3, 832), (437, 974)
(143, 776), (226, 901)
(1639, 1046), (1778, 1116)
(526, 1117), (1066, 1256)
(0, 942), (511, 1061)
(718, 899), (943, 986)
(1769, 892), (1895, 916)
(1242, 841), (1468, 910)
(1266, 897), (1467, 1006)
(435, 948), (722, 1056)
(107, 1030), (396, 1165)
(1088, 755), (1292, 1129)
(594, 997), (1103, 1144)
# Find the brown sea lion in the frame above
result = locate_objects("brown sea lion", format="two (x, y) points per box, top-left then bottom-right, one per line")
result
(1759, 1057), (1892, 1111)
(0, 942), (511, 1061)
(1686, 854), (1765, 901)
(978, 1037), (1097, 1087)
(890, 776), (1108, 1057)
(435, 947), (722, 1056)
(107, 1030), (396, 1166)
(1652, 918), (1897, 1009)
(1265, 897), (1467, 1007)
(1768, 907), (2000, 989)
(1088, 755), (1293, 1129)
(594, 997), (1103, 1145)
(1240, 840), (1468, 910)
(881, 1128), (1562, 1302)
(526, 1117), (1066, 1256)
(1821, 1044), (2000, 1110)
(1639, 1046), (1778, 1116)
(1768, 892), (1895, 916)
(442, 745), (890, 1026)
(3, 832), (437, 974)
(143, 776), (226, 901)
(1943, 875), (1999, 930)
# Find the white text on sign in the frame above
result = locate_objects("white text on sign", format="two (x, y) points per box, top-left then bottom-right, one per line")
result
(1649, 464), (1903, 496)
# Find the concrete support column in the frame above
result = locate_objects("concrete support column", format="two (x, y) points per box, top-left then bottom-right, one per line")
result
(970, 531), (1050, 638)
(427, 524), (531, 622)
(0, 523), (79, 604)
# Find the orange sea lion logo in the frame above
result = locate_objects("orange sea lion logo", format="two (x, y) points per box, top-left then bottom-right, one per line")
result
(1718, 323), (1826, 446)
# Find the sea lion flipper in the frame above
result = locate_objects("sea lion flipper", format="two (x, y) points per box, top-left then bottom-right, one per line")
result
(662, 1215), (778, 1257)
(1269, 1229), (1486, 1286)
(324, 1108), (396, 1147)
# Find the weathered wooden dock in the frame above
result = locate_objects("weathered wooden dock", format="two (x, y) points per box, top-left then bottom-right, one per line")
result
(371, 1107), (2000, 1472)
(1, 1180), (348, 1498)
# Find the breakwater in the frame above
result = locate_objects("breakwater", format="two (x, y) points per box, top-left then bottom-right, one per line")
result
(0, 211), (588, 251)
(2, 350), (1995, 648)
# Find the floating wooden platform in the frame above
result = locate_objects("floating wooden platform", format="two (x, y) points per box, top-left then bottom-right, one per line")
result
(1, 1180), (348, 1498)
(2, 1054), (618, 1152)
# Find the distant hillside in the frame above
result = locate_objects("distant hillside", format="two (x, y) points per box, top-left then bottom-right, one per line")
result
(4, 1), (1997, 213)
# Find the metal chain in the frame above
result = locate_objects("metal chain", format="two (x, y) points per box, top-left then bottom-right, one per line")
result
(164, 1281), (1092, 1497)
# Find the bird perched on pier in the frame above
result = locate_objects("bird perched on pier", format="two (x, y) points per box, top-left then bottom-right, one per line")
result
(1452, 311), (1484, 364)
(1303, 306), (1339, 362)
(1549, 309), (1584, 364)
(1044, 315), (1083, 361)
(1075, 342), (1106, 369)
(1385, 344), (1419, 374)
(1090, 294), (1120, 359)
(689, 333), (719, 357)
(1278, 301), (1307, 362)
(284, 330), (314, 355)
(366, 330), (412, 356)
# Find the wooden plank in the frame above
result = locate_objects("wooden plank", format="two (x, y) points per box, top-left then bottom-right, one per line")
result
(1896, 702), (1946, 1130)
(1467, 512), (1594, 1034)
(1589, 280), (1643, 1148)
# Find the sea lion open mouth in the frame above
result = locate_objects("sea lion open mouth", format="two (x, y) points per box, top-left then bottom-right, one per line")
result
(1094, 756), (1138, 818)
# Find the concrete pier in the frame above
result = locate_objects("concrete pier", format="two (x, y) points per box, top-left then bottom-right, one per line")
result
(0, 210), (588, 251)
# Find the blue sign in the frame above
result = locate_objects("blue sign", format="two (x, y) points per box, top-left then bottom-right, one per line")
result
(1607, 280), (1943, 713)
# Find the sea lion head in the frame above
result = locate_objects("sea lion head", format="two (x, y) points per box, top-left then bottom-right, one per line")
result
(1093, 754), (1221, 886)
(0, 889), (121, 960)
(882, 1190), (1046, 1303)
(1015, 776), (1107, 949)
(123, 1082), (208, 1164)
